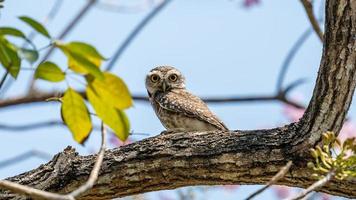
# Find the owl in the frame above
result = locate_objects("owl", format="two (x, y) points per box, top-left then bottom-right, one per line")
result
(145, 66), (228, 133)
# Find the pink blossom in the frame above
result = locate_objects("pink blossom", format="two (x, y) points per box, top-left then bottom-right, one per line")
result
(320, 193), (332, 200)
(282, 105), (305, 122)
(338, 120), (356, 143)
(109, 133), (132, 147)
(273, 186), (291, 199)
(282, 104), (356, 142)
(243, 0), (260, 8)
(222, 185), (239, 191)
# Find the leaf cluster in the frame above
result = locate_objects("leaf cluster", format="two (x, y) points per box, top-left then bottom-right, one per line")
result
(308, 131), (356, 180)
(0, 16), (133, 144)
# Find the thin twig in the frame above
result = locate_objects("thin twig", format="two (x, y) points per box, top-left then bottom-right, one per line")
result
(0, 181), (74, 200)
(69, 121), (106, 198)
(24, 0), (64, 47)
(105, 0), (173, 71)
(28, 0), (98, 92)
(0, 150), (52, 169)
(0, 72), (9, 93)
(95, 0), (155, 13)
(39, 0), (97, 63)
(245, 161), (293, 200)
(0, 120), (63, 131)
(0, 91), (305, 109)
(1, 0), (64, 97)
(276, 28), (313, 91)
(287, 171), (334, 200)
(0, 78), (306, 109)
(300, 0), (323, 42)
(0, 121), (107, 200)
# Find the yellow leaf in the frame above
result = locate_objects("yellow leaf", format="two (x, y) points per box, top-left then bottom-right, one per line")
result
(61, 88), (92, 144)
(35, 61), (65, 82)
(86, 86), (130, 141)
(89, 72), (133, 109)
(56, 41), (104, 76)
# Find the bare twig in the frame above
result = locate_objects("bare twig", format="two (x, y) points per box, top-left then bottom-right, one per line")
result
(105, 0), (173, 71)
(28, 0), (98, 92)
(0, 121), (107, 200)
(245, 161), (293, 200)
(0, 150), (52, 169)
(287, 171), (334, 200)
(0, 181), (74, 200)
(300, 0), (323, 42)
(276, 28), (313, 91)
(95, 0), (155, 13)
(1, 0), (64, 97)
(0, 91), (304, 109)
(0, 120), (63, 131)
(24, 0), (64, 47)
(0, 78), (306, 109)
(0, 72), (9, 93)
(39, 0), (97, 62)
(69, 121), (106, 197)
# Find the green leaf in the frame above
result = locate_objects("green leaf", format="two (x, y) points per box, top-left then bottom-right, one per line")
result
(0, 36), (21, 78)
(86, 86), (130, 141)
(61, 88), (92, 144)
(19, 16), (51, 38)
(65, 41), (105, 61)
(35, 61), (65, 82)
(89, 72), (132, 109)
(56, 42), (104, 80)
(19, 48), (39, 64)
(0, 27), (26, 39)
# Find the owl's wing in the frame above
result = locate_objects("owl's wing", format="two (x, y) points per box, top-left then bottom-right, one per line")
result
(155, 89), (228, 130)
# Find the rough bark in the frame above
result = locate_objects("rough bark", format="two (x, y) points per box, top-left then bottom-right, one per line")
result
(0, 0), (355, 199)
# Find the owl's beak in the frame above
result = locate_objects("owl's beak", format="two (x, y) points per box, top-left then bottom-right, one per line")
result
(162, 81), (167, 92)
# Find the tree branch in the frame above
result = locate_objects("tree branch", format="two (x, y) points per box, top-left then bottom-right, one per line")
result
(27, 0), (98, 92)
(300, 0), (324, 42)
(276, 28), (313, 91)
(0, 85), (305, 109)
(0, 120), (63, 131)
(0, 150), (51, 169)
(0, 0), (354, 199)
(0, 122), (107, 200)
(39, 0), (97, 63)
(0, 72), (9, 93)
(105, 0), (173, 71)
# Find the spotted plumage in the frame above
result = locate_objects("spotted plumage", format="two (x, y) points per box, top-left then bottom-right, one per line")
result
(145, 66), (228, 132)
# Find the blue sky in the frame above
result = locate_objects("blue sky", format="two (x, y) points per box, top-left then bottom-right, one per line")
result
(0, 0), (354, 199)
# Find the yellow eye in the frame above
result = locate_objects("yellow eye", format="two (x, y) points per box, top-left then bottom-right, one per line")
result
(150, 74), (160, 82)
(169, 74), (178, 82)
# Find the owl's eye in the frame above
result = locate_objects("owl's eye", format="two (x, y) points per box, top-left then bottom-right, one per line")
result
(168, 74), (178, 82)
(150, 74), (160, 82)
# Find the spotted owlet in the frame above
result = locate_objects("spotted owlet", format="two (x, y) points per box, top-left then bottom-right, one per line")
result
(145, 66), (228, 132)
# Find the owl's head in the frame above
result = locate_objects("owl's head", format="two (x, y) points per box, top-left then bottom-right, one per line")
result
(145, 66), (186, 96)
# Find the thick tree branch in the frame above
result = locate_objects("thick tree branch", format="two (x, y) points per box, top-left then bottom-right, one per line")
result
(0, 0), (354, 199)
